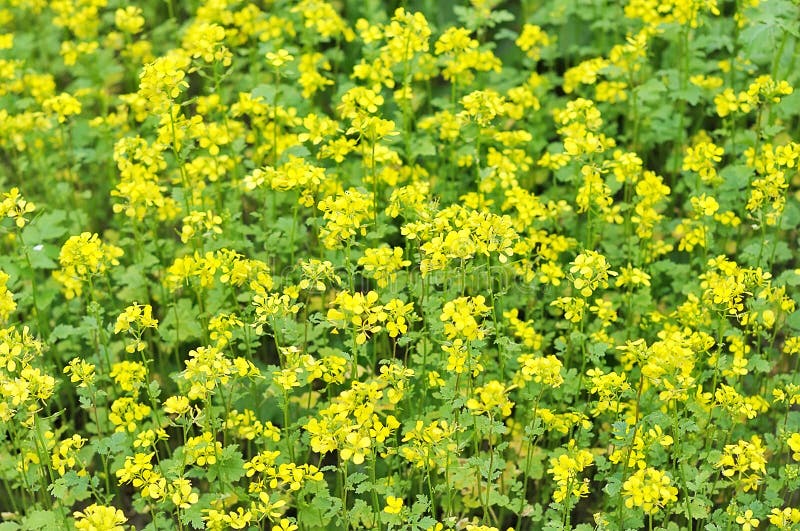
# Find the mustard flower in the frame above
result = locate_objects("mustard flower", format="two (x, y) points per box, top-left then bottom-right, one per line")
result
(715, 435), (767, 492)
(42, 92), (81, 123)
(622, 467), (679, 514)
(788, 433), (800, 461)
(170, 478), (199, 509)
(384, 495), (404, 514)
(114, 6), (145, 34)
(440, 295), (491, 341)
(568, 250), (617, 298)
(0, 271), (16, 323)
(736, 509), (759, 531)
(73, 504), (127, 531)
(547, 440), (594, 503)
(266, 49), (294, 68)
(272, 519), (298, 531)
(769, 507), (800, 529)
(64, 357), (96, 388)
(466, 380), (514, 418)
(0, 187), (35, 228)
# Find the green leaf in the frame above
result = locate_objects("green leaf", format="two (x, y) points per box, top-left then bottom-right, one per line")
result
(48, 324), (78, 342)
(49, 470), (91, 504)
(114, 264), (150, 301)
(786, 310), (800, 331)
(775, 269), (800, 287)
(27, 245), (58, 269)
(210, 445), (246, 484)
(488, 489), (510, 508)
(688, 497), (712, 519)
(21, 511), (61, 531)
(410, 493), (430, 516)
(634, 77), (667, 105)
(252, 84), (277, 102)
(718, 164), (752, 193)
(347, 472), (369, 491)
(183, 493), (216, 529)
(348, 499), (372, 528)
(779, 201), (800, 230)
(21, 209), (69, 242)
(159, 297), (203, 344)
(410, 138), (437, 159)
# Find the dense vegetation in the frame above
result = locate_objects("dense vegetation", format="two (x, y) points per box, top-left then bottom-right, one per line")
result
(1, 0), (800, 530)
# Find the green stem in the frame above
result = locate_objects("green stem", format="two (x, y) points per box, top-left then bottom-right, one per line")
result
(618, 372), (645, 531)
(370, 454), (382, 529)
(16, 232), (47, 336)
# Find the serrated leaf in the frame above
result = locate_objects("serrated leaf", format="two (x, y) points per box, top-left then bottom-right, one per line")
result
(211, 445), (246, 484)
(488, 490), (510, 507)
(346, 472), (369, 490)
(159, 297), (203, 344)
(182, 493), (216, 529)
(252, 84), (277, 102)
(410, 493), (430, 515)
(21, 511), (61, 531)
(688, 497), (711, 518)
(786, 310), (800, 331)
(27, 246), (58, 269)
(347, 499), (372, 524)
(21, 210), (68, 242)
(48, 324), (77, 342)
(49, 470), (91, 503)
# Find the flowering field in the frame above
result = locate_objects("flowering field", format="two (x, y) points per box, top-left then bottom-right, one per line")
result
(1, 0), (800, 530)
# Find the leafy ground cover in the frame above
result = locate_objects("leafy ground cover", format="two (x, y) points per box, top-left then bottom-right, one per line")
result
(1, 0), (800, 529)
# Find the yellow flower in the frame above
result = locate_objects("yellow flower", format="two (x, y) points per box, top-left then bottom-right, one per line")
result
(715, 435), (767, 492)
(114, 6), (145, 34)
(170, 478), (199, 509)
(466, 380), (514, 418)
(736, 509), (759, 531)
(547, 440), (594, 503)
(226, 507), (252, 529)
(185, 432), (222, 466)
(64, 357), (96, 388)
(516, 24), (551, 60)
(110, 361), (146, 394)
(359, 247), (411, 288)
(266, 49), (295, 68)
(326, 290), (385, 344)
(460, 89), (506, 126)
(439, 295), (491, 341)
(384, 495), (404, 514)
(163, 395), (191, 416)
(1, 187), (36, 228)
(340, 430), (371, 465)
(114, 303), (158, 354)
(108, 397), (151, 433)
(73, 504), (127, 531)
(54, 232), (124, 299)
(788, 433), (800, 461)
(42, 92), (81, 123)
(516, 354), (563, 388)
(272, 518), (299, 531)
(568, 250), (616, 298)
(317, 188), (373, 249)
(51, 434), (87, 476)
(622, 467), (678, 514)
(769, 507), (800, 529)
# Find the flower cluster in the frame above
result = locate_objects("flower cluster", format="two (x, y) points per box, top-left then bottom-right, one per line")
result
(1, 1), (800, 530)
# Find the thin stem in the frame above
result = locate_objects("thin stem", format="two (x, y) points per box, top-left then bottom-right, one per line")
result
(618, 372), (645, 531)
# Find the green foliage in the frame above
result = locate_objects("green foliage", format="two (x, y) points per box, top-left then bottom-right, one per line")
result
(0, 0), (800, 530)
